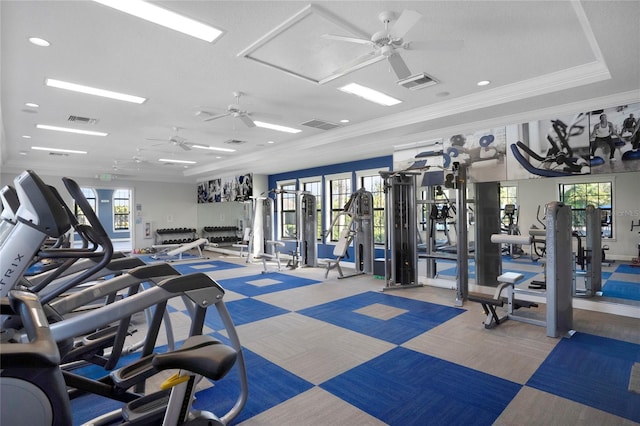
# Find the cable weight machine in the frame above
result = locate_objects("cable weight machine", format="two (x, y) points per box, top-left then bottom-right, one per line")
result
(380, 170), (421, 290)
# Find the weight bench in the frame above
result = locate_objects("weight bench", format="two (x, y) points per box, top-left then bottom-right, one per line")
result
(467, 272), (538, 329)
(151, 238), (207, 261)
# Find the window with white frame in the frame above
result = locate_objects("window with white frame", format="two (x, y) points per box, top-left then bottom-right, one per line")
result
(499, 185), (518, 227)
(327, 174), (352, 242)
(75, 187), (97, 226)
(559, 180), (613, 238)
(278, 181), (297, 239)
(302, 178), (322, 240)
(358, 172), (385, 244)
(113, 189), (131, 231)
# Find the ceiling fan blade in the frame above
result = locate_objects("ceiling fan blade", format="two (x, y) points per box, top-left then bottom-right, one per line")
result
(204, 112), (231, 122)
(238, 114), (255, 128)
(179, 143), (192, 151)
(321, 33), (373, 45)
(146, 137), (168, 142)
(407, 40), (465, 51)
(390, 10), (422, 39)
(387, 52), (412, 80)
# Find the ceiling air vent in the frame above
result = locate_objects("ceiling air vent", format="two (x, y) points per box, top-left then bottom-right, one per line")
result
(397, 73), (438, 91)
(301, 119), (342, 131)
(68, 115), (99, 125)
(224, 139), (247, 145)
(49, 152), (68, 157)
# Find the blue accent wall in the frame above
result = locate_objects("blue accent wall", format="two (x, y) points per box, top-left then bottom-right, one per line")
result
(268, 156), (392, 260)
(79, 189), (129, 241)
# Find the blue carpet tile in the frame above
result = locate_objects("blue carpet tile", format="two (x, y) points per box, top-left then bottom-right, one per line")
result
(299, 291), (465, 345)
(192, 346), (314, 425)
(202, 298), (289, 329)
(171, 259), (244, 274)
(321, 346), (521, 426)
(602, 280), (640, 301)
(527, 332), (640, 423)
(616, 263), (640, 274)
(218, 272), (320, 297)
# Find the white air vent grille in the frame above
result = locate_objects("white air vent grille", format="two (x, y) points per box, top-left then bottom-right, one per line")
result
(224, 139), (247, 145)
(397, 73), (438, 91)
(68, 115), (99, 125)
(301, 119), (342, 131)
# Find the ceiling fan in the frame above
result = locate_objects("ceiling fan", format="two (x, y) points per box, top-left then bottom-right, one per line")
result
(147, 126), (192, 150)
(198, 92), (255, 128)
(323, 10), (460, 81)
(112, 154), (149, 171)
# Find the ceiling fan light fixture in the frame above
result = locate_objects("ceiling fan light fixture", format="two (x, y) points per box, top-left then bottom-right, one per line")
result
(191, 144), (236, 153)
(93, 0), (223, 43)
(338, 83), (402, 106)
(45, 78), (146, 104)
(254, 121), (302, 134)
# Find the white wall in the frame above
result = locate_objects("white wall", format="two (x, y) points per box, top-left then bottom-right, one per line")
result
(2, 171), (197, 250)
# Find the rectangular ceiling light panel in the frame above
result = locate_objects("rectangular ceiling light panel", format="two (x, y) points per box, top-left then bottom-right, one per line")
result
(94, 0), (223, 43)
(37, 124), (108, 136)
(191, 144), (236, 153)
(46, 78), (146, 104)
(254, 121), (302, 134)
(338, 83), (402, 106)
(32, 146), (88, 154)
(159, 158), (196, 164)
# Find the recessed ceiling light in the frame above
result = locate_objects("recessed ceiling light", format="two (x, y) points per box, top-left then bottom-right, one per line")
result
(215, 156), (222, 159)
(158, 158), (196, 164)
(21, 135), (32, 139)
(32, 146), (87, 154)
(28, 37), (50, 47)
(25, 102), (40, 108)
(340, 119), (350, 123)
(19, 151), (28, 156)
(254, 121), (302, 134)
(45, 78), (146, 104)
(37, 124), (108, 136)
(93, 0), (224, 43)
(338, 83), (402, 106)
(190, 144), (236, 153)
(477, 80), (491, 87)
(267, 140), (275, 144)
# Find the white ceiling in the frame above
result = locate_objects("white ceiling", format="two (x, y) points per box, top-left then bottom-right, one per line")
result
(1, 1), (639, 183)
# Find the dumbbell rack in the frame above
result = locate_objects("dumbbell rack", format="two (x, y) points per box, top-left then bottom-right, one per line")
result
(202, 226), (240, 246)
(155, 227), (197, 245)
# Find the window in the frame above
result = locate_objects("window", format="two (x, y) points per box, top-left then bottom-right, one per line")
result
(278, 182), (297, 239)
(499, 185), (518, 227)
(559, 181), (613, 238)
(328, 175), (352, 242)
(75, 187), (97, 226)
(302, 179), (322, 240)
(113, 189), (131, 231)
(359, 174), (385, 244)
